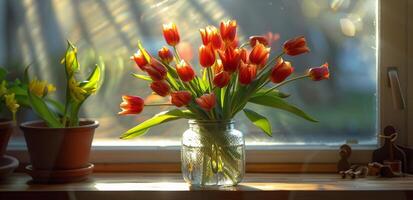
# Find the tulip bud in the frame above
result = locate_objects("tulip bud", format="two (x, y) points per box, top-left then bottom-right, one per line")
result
(249, 35), (269, 47)
(238, 61), (257, 85)
(119, 95), (144, 115)
(308, 63), (329, 81)
(64, 42), (78, 77)
(213, 71), (231, 88)
(200, 26), (222, 50)
(158, 46), (173, 64)
(199, 43), (216, 68)
(218, 47), (241, 73)
(131, 50), (148, 71)
(270, 58), (294, 83)
(176, 60), (195, 82)
(220, 20), (237, 43)
(283, 36), (310, 56)
(150, 80), (171, 97)
(171, 91), (192, 107)
(145, 59), (167, 81)
(240, 48), (248, 63)
(162, 23), (180, 46)
(249, 42), (270, 68)
(195, 93), (216, 111)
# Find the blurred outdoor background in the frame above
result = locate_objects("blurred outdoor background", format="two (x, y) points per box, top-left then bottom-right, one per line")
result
(0, 0), (377, 147)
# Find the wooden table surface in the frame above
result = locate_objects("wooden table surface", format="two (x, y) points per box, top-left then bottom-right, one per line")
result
(0, 173), (413, 200)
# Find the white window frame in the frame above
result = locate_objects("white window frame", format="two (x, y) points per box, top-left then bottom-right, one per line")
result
(6, 0), (412, 165)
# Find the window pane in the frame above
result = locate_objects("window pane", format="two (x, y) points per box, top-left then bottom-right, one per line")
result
(3, 0), (377, 146)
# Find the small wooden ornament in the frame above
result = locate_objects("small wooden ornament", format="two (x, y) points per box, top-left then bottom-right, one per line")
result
(337, 144), (352, 172)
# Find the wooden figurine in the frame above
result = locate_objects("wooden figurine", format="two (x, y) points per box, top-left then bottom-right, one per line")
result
(372, 125), (407, 174)
(337, 144), (352, 172)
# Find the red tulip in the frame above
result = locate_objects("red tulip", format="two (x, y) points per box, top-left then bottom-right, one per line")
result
(200, 26), (222, 50)
(238, 61), (257, 85)
(249, 35), (269, 47)
(249, 42), (270, 68)
(240, 48), (248, 63)
(158, 46), (173, 64)
(213, 60), (224, 75)
(171, 91), (192, 107)
(162, 23), (180, 46)
(199, 43), (216, 67)
(283, 36), (310, 56)
(176, 60), (195, 82)
(220, 20), (237, 43)
(270, 58), (294, 83)
(195, 93), (216, 111)
(130, 50), (148, 71)
(118, 95), (144, 115)
(150, 80), (170, 97)
(145, 59), (167, 81)
(308, 63), (329, 81)
(218, 47), (241, 73)
(213, 71), (231, 88)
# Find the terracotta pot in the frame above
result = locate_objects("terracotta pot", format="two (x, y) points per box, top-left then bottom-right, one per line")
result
(0, 119), (13, 157)
(20, 120), (99, 170)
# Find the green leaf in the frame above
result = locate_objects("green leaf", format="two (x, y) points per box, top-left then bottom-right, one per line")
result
(0, 68), (7, 81)
(44, 98), (66, 116)
(81, 65), (101, 93)
(249, 95), (318, 122)
(28, 92), (63, 128)
(131, 73), (151, 82)
(252, 89), (290, 98)
(243, 108), (272, 137)
(137, 40), (151, 63)
(120, 109), (194, 139)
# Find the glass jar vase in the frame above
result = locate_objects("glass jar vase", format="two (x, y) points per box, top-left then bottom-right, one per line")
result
(181, 120), (245, 187)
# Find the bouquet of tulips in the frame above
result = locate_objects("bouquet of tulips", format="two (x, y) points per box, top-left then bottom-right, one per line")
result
(119, 20), (329, 139)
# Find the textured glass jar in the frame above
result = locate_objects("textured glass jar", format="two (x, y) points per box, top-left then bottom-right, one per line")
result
(181, 120), (245, 187)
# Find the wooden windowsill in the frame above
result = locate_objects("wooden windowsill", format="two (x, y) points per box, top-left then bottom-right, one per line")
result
(1, 173), (413, 200)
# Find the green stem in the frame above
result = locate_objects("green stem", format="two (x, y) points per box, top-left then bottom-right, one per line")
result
(207, 67), (214, 92)
(62, 84), (70, 127)
(144, 103), (174, 106)
(263, 75), (310, 95)
(173, 47), (181, 62)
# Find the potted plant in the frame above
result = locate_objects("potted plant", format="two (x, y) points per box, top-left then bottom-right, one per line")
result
(118, 20), (329, 187)
(20, 41), (102, 183)
(0, 68), (28, 177)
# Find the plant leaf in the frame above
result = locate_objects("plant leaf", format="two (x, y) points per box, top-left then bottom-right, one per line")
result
(0, 68), (7, 81)
(249, 95), (318, 122)
(243, 108), (272, 136)
(137, 40), (151, 63)
(131, 73), (151, 82)
(81, 65), (101, 92)
(44, 98), (66, 116)
(28, 92), (63, 128)
(120, 109), (194, 139)
(252, 89), (290, 98)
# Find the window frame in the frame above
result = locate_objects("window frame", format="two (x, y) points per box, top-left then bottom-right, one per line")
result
(6, 0), (411, 168)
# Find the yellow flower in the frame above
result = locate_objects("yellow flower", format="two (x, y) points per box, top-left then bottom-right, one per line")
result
(4, 93), (19, 114)
(69, 77), (87, 102)
(29, 79), (56, 97)
(0, 80), (7, 97)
